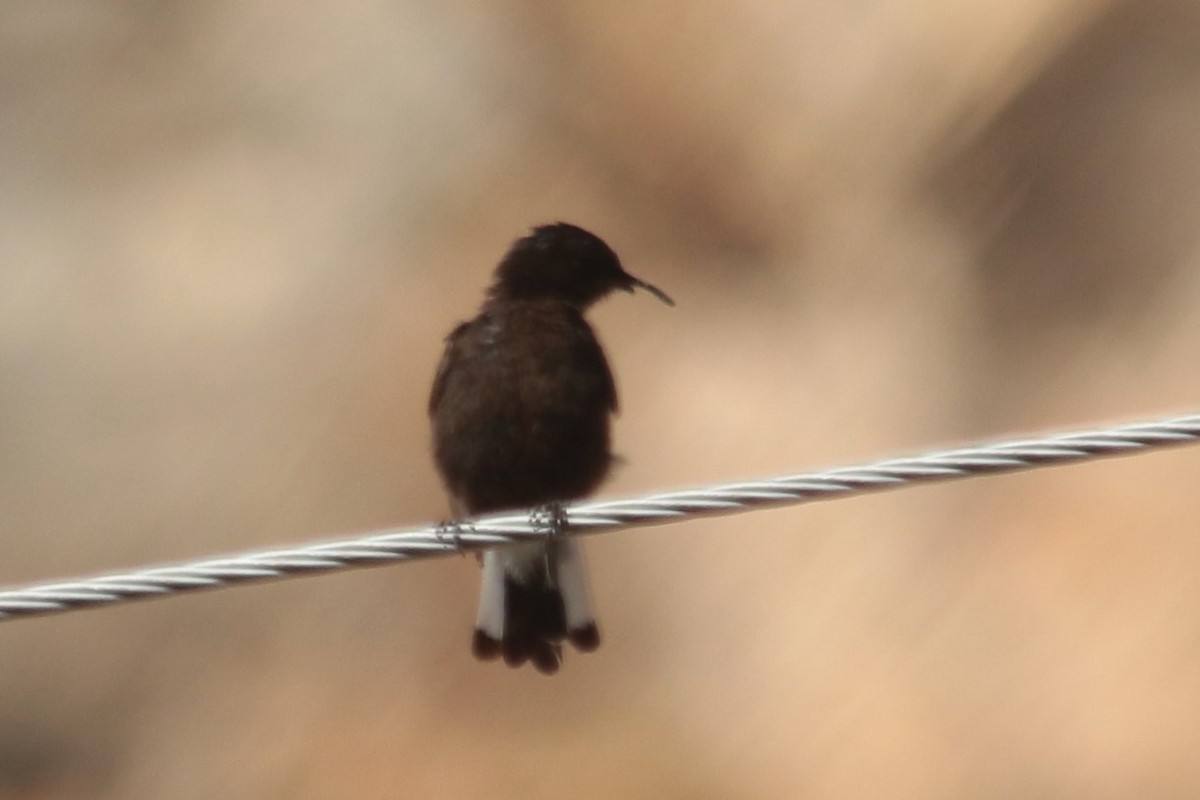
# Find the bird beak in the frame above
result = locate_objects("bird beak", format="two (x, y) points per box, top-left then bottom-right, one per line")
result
(627, 276), (675, 307)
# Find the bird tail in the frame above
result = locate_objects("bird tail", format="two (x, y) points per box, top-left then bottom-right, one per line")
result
(472, 539), (600, 674)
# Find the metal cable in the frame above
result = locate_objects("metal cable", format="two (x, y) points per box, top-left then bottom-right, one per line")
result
(2, 412), (1198, 621)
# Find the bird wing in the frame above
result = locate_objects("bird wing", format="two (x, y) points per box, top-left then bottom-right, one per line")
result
(428, 320), (471, 416)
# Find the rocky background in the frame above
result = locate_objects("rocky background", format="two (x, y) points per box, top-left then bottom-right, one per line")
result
(3, 1), (1200, 797)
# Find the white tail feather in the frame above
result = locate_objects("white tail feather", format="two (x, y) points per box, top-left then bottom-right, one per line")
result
(553, 539), (594, 633)
(474, 550), (506, 640)
(473, 542), (596, 640)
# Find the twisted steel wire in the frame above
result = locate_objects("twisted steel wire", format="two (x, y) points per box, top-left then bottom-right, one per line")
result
(2, 412), (1198, 621)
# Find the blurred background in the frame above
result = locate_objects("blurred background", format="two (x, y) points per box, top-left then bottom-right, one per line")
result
(2, 0), (1200, 797)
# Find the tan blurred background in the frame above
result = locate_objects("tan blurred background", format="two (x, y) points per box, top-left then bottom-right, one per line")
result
(3, 0), (1200, 797)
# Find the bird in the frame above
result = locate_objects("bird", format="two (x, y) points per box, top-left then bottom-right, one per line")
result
(429, 222), (673, 674)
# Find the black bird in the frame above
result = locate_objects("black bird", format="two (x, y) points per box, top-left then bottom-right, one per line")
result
(429, 223), (673, 674)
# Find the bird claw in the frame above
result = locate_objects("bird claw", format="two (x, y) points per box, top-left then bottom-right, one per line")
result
(530, 501), (569, 538)
(530, 502), (569, 582)
(434, 518), (467, 557)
